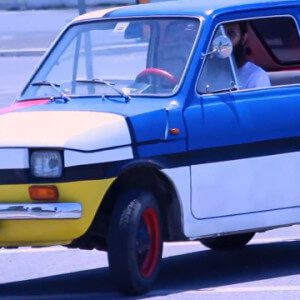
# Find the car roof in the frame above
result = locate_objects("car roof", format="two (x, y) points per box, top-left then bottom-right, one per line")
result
(74, 0), (299, 22)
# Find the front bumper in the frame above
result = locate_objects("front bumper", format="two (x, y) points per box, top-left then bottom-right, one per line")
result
(0, 178), (114, 247)
(0, 203), (82, 220)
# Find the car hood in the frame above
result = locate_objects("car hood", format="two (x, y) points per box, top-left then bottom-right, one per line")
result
(0, 110), (131, 151)
(0, 97), (187, 155)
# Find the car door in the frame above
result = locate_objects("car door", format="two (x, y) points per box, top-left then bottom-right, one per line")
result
(184, 16), (300, 220)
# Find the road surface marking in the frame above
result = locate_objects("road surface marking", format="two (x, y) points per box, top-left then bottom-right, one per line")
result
(164, 237), (300, 247)
(185, 285), (300, 294)
(0, 246), (67, 254)
(251, 237), (300, 244)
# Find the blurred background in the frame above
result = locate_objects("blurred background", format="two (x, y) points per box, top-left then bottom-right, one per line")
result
(0, 0), (172, 107)
(0, 0), (173, 11)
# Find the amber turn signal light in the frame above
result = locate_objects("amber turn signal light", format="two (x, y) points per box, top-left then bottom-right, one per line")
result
(29, 185), (59, 201)
(169, 128), (180, 135)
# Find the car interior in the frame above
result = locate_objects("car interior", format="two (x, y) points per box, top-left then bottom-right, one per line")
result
(244, 17), (300, 87)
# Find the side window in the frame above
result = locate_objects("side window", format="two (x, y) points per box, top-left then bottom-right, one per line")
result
(197, 26), (236, 94)
(198, 16), (300, 94)
(223, 16), (300, 89)
(249, 16), (300, 87)
(251, 17), (300, 64)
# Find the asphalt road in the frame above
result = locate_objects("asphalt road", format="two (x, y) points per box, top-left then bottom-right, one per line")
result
(2, 231), (300, 300)
(2, 8), (300, 300)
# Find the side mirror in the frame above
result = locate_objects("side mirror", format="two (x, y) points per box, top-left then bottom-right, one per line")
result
(203, 35), (233, 59)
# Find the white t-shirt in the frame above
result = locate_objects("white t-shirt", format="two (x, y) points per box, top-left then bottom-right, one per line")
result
(236, 62), (271, 89)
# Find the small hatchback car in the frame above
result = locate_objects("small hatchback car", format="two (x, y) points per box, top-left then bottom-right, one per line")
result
(1, 0), (300, 295)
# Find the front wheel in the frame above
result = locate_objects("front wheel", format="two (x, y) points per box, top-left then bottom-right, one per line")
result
(200, 232), (255, 251)
(108, 189), (162, 295)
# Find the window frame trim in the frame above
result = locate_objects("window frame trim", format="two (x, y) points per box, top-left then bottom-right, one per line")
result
(196, 13), (300, 97)
(197, 24), (238, 95)
(19, 15), (203, 101)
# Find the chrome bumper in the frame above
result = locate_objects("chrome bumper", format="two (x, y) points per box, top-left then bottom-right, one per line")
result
(0, 203), (82, 220)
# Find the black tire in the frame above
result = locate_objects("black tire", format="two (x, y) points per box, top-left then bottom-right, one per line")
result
(200, 232), (255, 251)
(107, 189), (163, 295)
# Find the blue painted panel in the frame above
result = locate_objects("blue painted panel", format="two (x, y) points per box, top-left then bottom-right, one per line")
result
(137, 139), (186, 157)
(107, 0), (298, 19)
(185, 86), (300, 151)
(165, 108), (187, 141)
(184, 93), (245, 150)
(131, 107), (187, 157)
(232, 87), (300, 142)
(17, 97), (172, 117)
(129, 109), (167, 143)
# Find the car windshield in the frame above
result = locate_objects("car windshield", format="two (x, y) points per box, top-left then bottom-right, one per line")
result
(20, 17), (200, 100)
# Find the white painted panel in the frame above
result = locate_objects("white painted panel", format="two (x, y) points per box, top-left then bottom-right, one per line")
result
(162, 167), (196, 237)
(192, 151), (300, 219)
(0, 148), (28, 169)
(0, 111), (131, 151)
(65, 146), (133, 167)
(185, 206), (300, 239)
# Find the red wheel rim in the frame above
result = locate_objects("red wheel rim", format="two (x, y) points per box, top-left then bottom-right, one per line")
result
(139, 208), (160, 278)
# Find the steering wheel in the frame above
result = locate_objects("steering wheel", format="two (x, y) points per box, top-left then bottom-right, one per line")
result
(135, 68), (178, 87)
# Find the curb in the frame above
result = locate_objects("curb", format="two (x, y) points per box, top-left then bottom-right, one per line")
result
(0, 49), (46, 57)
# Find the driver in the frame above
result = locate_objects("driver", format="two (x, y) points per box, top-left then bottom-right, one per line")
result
(224, 22), (271, 89)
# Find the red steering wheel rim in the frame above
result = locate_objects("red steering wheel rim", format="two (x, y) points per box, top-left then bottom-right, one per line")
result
(136, 68), (178, 85)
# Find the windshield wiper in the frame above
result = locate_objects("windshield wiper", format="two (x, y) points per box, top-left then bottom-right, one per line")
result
(76, 78), (131, 103)
(31, 80), (70, 103)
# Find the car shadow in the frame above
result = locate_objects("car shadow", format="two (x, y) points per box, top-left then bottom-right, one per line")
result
(1, 241), (300, 299)
(155, 240), (300, 297)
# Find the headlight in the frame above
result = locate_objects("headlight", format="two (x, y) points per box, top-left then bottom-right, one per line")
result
(31, 150), (63, 178)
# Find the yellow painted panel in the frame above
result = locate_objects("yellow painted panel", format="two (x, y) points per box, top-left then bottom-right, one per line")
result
(0, 178), (115, 246)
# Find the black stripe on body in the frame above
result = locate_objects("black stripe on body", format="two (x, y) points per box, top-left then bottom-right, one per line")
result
(0, 136), (300, 184)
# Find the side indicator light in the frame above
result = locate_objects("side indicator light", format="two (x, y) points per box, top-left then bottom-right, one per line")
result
(29, 185), (59, 201)
(169, 128), (180, 135)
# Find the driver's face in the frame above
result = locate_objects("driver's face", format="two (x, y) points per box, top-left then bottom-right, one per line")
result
(225, 23), (242, 47)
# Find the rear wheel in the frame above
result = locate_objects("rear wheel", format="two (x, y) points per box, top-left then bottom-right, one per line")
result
(108, 189), (162, 295)
(200, 232), (255, 251)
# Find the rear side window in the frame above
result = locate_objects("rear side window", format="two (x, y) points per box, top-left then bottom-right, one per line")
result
(251, 17), (300, 65)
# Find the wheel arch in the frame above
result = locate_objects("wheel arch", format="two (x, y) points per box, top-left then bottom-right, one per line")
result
(73, 163), (186, 250)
